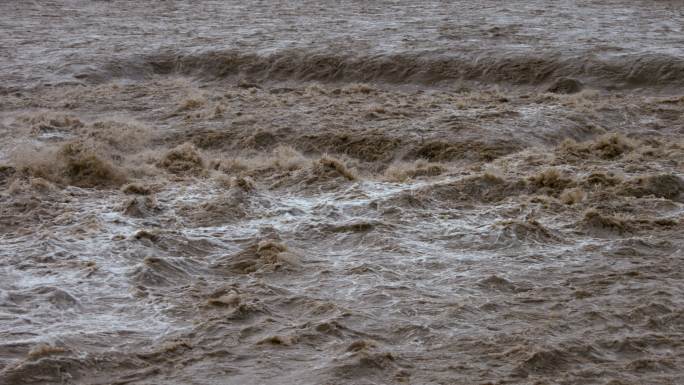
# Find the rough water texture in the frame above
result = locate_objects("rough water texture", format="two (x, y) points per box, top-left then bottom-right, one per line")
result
(0, 1), (683, 385)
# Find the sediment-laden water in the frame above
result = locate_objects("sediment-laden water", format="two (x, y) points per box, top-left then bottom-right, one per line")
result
(1, 2), (683, 384)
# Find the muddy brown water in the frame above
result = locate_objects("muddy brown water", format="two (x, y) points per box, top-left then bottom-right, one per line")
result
(1, 1), (683, 385)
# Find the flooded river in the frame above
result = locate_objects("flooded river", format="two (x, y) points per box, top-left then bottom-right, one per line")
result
(1, 1), (683, 384)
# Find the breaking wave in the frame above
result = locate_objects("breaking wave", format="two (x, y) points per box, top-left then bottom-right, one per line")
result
(88, 49), (684, 89)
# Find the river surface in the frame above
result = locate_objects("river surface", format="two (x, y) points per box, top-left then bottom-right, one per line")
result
(1, 1), (683, 384)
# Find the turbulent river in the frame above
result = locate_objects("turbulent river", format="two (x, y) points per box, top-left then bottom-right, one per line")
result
(1, 1), (683, 384)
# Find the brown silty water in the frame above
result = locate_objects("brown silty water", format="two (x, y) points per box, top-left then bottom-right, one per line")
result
(1, 1), (683, 384)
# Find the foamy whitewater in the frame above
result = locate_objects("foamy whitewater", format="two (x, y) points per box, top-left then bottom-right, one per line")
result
(1, 1), (683, 384)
